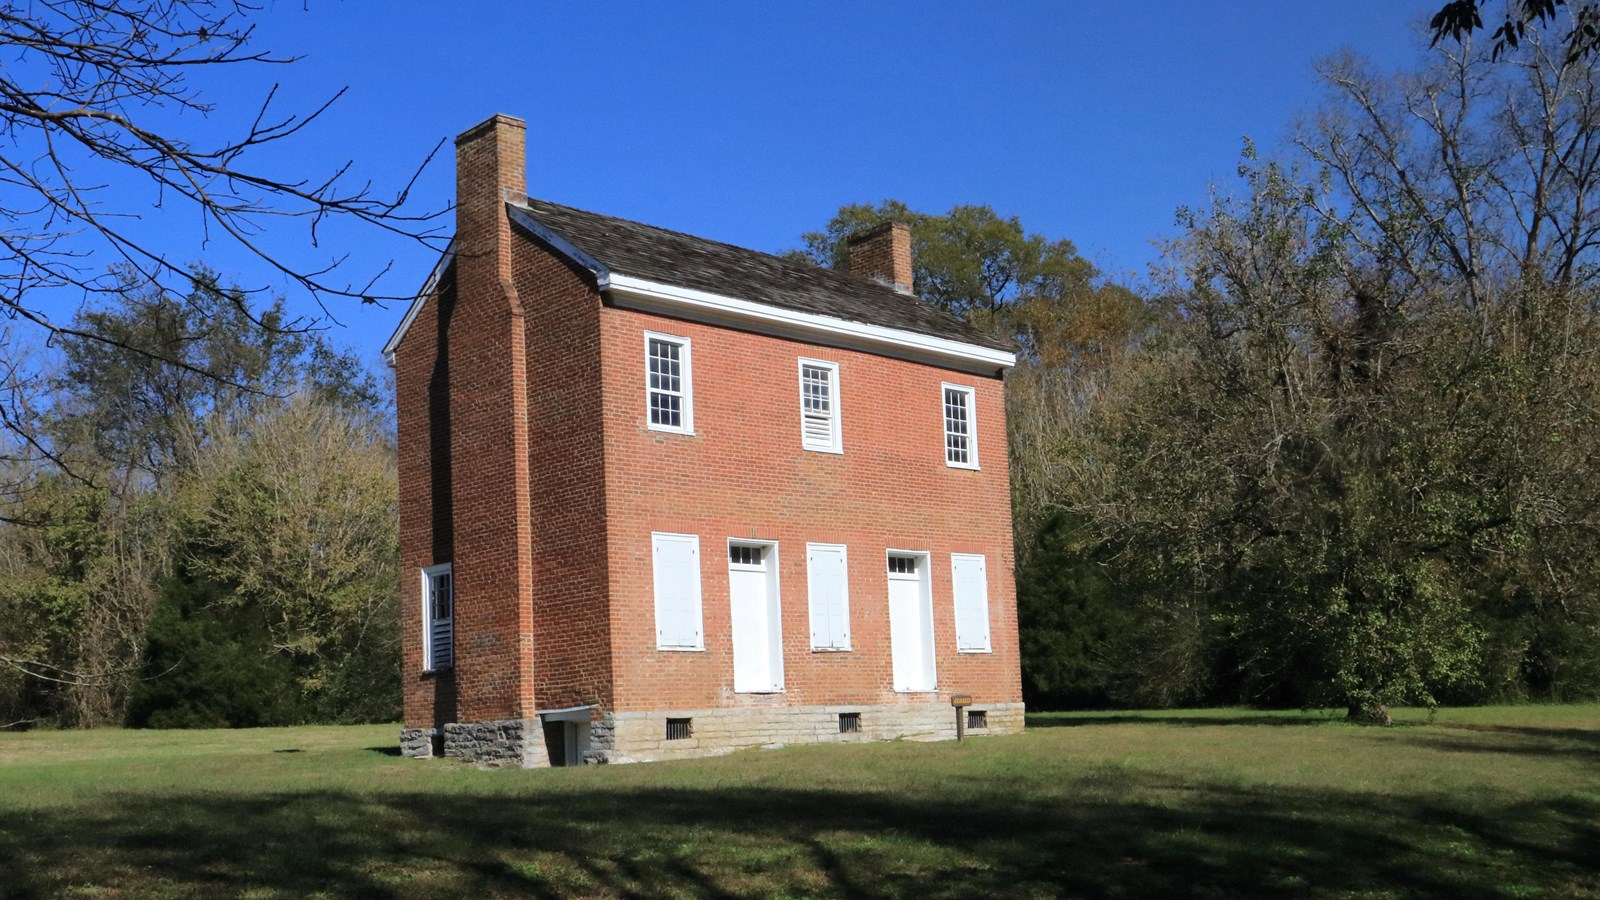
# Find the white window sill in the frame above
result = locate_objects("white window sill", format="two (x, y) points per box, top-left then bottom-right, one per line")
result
(647, 425), (695, 436)
(811, 646), (853, 653)
(656, 645), (706, 652)
(734, 688), (786, 695)
(945, 461), (981, 471)
(894, 688), (939, 694)
(802, 445), (844, 455)
(956, 648), (993, 655)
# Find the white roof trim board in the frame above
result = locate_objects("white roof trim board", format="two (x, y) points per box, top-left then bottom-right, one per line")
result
(382, 239), (454, 364)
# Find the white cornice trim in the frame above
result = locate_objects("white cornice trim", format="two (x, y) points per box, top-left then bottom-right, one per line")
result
(382, 240), (455, 366)
(605, 274), (1016, 375)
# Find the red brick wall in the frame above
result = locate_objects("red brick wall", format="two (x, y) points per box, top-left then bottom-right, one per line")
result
(396, 268), (455, 732)
(513, 237), (615, 712)
(398, 115), (541, 731)
(597, 307), (1021, 713)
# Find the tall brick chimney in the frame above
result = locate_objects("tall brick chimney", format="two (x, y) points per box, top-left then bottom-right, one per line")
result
(846, 222), (915, 295)
(444, 113), (542, 760)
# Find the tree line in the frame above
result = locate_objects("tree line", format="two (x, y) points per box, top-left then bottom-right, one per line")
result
(0, 270), (399, 728)
(800, 29), (1600, 722)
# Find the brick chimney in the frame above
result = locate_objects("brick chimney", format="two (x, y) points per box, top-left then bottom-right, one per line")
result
(846, 222), (915, 295)
(454, 113), (528, 292)
(443, 113), (541, 758)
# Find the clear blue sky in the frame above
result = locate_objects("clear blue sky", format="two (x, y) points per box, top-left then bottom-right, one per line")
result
(72, 2), (1438, 367)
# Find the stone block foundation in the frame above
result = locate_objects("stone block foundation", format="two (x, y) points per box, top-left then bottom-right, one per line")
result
(400, 702), (1022, 767)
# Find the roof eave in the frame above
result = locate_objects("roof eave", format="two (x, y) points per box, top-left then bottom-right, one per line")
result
(605, 273), (1017, 376)
(381, 240), (455, 367)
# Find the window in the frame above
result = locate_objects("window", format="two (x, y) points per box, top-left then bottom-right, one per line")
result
(951, 553), (992, 652)
(666, 717), (693, 740)
(942, 383), (979, 469)
(422, 563), (453, 671)
(806, 543), (851, 650)
(798, 359), (842, 453)
(645, 332), (693, 433)
(887, 555), (918, 576)
(652, 533), (703, 650)
(839, 712), (862, 734)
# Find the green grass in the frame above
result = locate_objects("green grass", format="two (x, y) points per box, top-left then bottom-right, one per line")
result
(2, 706), (1598, 898)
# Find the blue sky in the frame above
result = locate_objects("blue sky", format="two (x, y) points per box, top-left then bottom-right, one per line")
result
(47, 2), (1437, 367)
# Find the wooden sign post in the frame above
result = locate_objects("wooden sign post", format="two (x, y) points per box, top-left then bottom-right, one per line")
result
(950, 694), (973, 742)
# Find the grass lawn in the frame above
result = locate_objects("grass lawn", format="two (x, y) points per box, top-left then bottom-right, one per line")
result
(1, 706), (1597, 898)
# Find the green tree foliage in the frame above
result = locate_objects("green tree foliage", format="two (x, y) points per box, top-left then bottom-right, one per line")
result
(0, 269), (397, 729)
(1050, 32), (1600, 719)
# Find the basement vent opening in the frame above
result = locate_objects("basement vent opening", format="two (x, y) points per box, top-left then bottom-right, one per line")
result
(967, 710), (988, 730)
(838, 712), (861, 734)
(666, 717), (693, 741)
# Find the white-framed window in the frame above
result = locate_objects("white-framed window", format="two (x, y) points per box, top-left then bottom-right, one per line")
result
(951, 553), (992, 653)
(421, 563), (453, 671)
(806, 543), (851, 650)
(798, 358), (842, 453)
(645, 332), (693, 434)
(942, 383), (979, 469)
(652, 532), (704, 650)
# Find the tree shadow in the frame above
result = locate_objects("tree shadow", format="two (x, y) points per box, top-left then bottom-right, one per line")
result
(1026, 713), (1339, 729)
(0, 768), (1593, 897)
(365, 745), (403, 757)
(1394, 722), (1600, 766)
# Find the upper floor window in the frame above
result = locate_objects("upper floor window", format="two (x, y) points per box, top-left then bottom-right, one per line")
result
(645, 332), (693, 434)
(422, 563), (453, 671)
(943, 383), (979, 469)
(798, 359), (842, 453)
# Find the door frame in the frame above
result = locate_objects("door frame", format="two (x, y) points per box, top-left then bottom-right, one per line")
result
(727, 538), (785, 693)
(885, 548), (936, 693)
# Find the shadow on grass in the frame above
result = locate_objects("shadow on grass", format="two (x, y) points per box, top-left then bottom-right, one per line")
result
(1026, 713), (1338, 729)
(1396, 723), (1600, 767)
(1, 770), (1595, 898)
(365, 746), (402, 757)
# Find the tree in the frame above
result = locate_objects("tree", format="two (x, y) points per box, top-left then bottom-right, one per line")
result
(0, 268), (395, 727)
(1429, 1), (1600, 61)
(0, 0), (442, 519)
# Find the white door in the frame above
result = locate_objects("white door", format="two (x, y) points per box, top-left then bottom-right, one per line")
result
(730, 544), (782, 692)
(888, 554), (935, 691)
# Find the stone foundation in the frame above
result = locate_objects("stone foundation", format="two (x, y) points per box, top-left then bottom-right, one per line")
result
(442, 718), (549, 767)
(594, 700), (1024, 764)
(399, 727), (435, 758)
(400, 701), (1023, 767)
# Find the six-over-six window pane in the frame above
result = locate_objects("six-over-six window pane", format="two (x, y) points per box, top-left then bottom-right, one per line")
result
(646, 333), (692, 433)
(943, 384), (978, 468)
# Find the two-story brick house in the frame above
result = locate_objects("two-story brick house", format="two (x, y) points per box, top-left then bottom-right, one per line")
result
(387, 114), (1023, 766)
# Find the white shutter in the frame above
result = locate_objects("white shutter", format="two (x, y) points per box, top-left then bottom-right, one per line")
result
(951, 553), (991, 652)
(806, 544), (850, 649)
(653, 533), (703, 649)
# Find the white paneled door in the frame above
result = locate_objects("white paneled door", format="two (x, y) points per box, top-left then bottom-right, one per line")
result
(729, 543), (783, 692)
(888, 553), (936, 692)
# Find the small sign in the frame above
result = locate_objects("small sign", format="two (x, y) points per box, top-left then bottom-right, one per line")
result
(950, 694), (973, 708)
